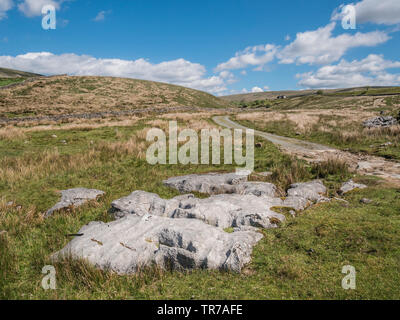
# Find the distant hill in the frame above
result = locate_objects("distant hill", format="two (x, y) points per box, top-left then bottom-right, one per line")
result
(0, 75), (229, 118)
(0, 67), (42, 88)
(0, 67), (41, 78)
(222, 86), (400, 103)
(222, 90), (317, 103)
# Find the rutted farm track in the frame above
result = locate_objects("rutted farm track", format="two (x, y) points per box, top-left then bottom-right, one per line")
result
(214, 115), (400, 185)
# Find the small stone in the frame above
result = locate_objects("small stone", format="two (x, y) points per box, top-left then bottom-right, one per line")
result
(6, 201), (14, 206)
(379, 142), (393, 147)
(45, 188), (105, 218)
(60, 140), (67, 144)
(357, 161), (373, 170)
(51, 134), (57, 138)
(360, 198), (372, 204)
(255, 142), (263, 148)
(287, 180), (327, 200)
(256, 171), (273, 177)
(339, 180), (367, 195)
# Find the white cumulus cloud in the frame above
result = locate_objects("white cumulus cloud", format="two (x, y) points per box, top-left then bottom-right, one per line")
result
(0, 0), (13, 20)
(215, 44), (277, 72)
(279, 22), (389, 65)
(297, 54), (400, 88)
(18, 0), (60, 17)
(332, 0), (400, 25)
(0, 52), (227, 94)
(251, 86), (264, 93)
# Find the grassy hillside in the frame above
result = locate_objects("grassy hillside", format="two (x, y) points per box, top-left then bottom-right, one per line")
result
(222, 86), (400, 104)
(0, 67), (41, 78)
(0, 75), (229, 118)
(0, 78), (26, 88)
(222, 89), (317, 103)
(0, 67), (42, 88)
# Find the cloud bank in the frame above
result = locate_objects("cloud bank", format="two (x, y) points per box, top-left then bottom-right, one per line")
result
(279, 22), (389, 65)
(0, 52), (227, 94)
(297, 54), (400, 88)
(332, 0), (400, 25)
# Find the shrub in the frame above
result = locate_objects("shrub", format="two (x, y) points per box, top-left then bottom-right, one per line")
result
(311, 158), (350, 179)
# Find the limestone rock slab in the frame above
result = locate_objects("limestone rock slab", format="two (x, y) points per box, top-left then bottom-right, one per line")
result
(52, 215), (263, 274)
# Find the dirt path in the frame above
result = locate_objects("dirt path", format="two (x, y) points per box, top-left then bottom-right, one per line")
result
(214, 115), (400, 185)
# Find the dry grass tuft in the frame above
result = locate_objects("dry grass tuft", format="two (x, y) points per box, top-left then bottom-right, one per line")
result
(311, 158), (350, 179)
(0, 126), (26, 141)
(269, 157), (311, 191)
(364, 125), (400, 139)
(0, 133), (149, 186)
(96, 137), (147, 159)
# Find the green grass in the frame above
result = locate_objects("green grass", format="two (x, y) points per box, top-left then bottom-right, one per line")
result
(1, 118), (400, 299)
(0, 78), (25, 87)
(327, 87), (400, 97)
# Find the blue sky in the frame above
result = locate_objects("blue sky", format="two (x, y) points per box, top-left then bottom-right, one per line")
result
(0, 0), (400, 95)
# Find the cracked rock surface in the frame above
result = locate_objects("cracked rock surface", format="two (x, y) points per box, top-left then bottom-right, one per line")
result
(55, 174), (332, 274)
(52, 215), (263, 274)
(111, 191), (285, 229)
(163, 173), (248, 194)
(163, 172), (278, 197)
(45, 188), (105, 217)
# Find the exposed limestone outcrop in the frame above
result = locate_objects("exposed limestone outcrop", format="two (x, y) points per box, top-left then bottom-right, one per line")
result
(45, 188), (105, 217)
(110, 191), (284, 229)
(163, 172), (278, 197)
(363, 116), (397, 128)
(52, 215), (263, 274)
(55, 174), (333, 274)
(163, 173), (248, 194)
